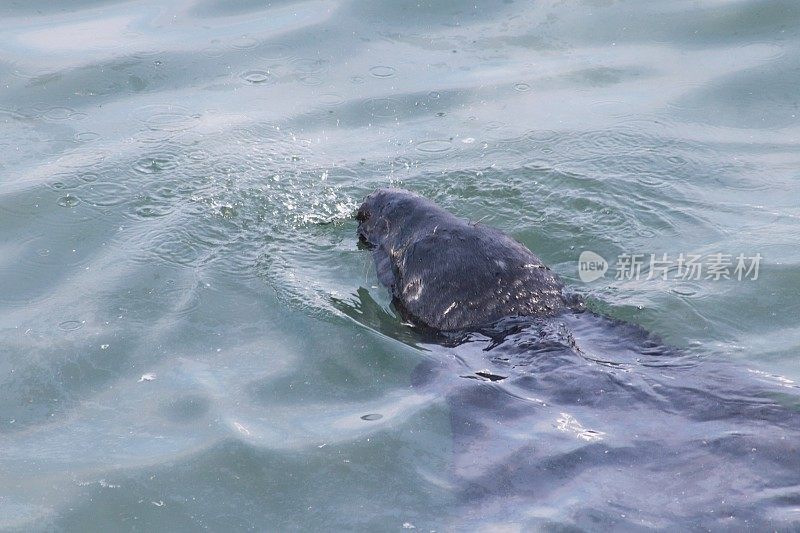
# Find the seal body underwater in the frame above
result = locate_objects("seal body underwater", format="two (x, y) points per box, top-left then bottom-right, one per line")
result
(356, 188), (580, 331)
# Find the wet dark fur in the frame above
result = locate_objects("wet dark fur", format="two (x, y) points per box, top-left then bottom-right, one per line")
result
(356, 188), (580, 331)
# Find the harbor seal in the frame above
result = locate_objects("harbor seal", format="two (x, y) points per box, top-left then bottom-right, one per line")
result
(356, 188), (579, 331)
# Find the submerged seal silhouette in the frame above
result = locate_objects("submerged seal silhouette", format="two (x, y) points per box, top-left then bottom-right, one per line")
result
(356, 188), (579, 331)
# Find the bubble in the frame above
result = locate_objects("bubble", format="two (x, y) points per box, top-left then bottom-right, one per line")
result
(57, 195), (80, 208)
(514, 82), (531, 92)
(369, 65), (396, 78)
(416, 139), (453, 153)
(360, 413), (383, 421)
(240, 70), (275, 84)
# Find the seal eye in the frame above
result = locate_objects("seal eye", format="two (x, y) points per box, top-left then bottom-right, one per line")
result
(356, 208), (370, 222)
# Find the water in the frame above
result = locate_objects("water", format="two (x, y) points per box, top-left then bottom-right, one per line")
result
(1, 0), (799, 530)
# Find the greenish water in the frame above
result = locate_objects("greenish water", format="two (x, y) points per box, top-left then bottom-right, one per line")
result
(1, 0), (799, 530)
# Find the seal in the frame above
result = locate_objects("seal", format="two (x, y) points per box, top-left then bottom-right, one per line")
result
(356, 188), (577, 331)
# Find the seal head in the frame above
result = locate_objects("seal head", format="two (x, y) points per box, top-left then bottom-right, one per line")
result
(357, 188), (571, 331)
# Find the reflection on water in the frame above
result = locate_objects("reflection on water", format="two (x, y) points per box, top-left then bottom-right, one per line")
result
(1, 0), (799, 530)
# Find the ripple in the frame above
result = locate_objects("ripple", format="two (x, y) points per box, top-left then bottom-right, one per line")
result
(147, 229), (208, 267)
(186, 149), (210, 162)
(129, 196), (174, 219)
(40, 106), (78, 121)
(360, 413), (383, 421)
(200, 45), (226, 58)
(291, 58), (328, 74)
(364, 98), (400, 118)
(478, 146), (525, 166)
(514, 82), (531, 92)
(133, 152), (180, 174)
(57, 195), (80, 208)
(318, 93), (345, 107)
(369, 65), (396, 78)
(78, 172), (100, 183)
(58, 320), (85, 332)
(78, 181), (132, 207)
(131, 48), (163, 59)
(240, 70), (275, 84)
(257, 43), (291, 61)
(74, 132), (101, 142)
(230, 122), (283, 145)
(671, 282), (702, 297)
(48, 178), (80, 191)
(231, 36), (259, 50)
(133, 104), (199, 132)
(416, 139), (453, 153)
(296, 74), (323, 86)
(56, 149), (109, 169)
